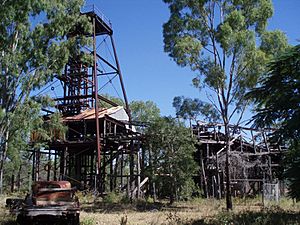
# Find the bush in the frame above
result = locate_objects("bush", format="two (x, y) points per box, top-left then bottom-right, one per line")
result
(80, 218), (95, 225)
(103, 192), (122, 204)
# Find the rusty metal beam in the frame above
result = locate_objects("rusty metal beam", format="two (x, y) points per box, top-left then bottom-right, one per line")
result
(54, 94), (119, 107)
(109, 35), (131, 122)
(93, 17), (102, 192)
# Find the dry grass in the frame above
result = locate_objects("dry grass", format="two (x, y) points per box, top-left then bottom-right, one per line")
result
(79, 202), (218, 225)
(79, 196), (300, 225)
(79, 198), (243, 225)
(1, 193), (300, 225)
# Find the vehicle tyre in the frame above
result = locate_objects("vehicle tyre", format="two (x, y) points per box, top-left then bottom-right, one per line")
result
(66, 214), (80, 225)
(17, 215), (33, 225)
(74, 213), (80, 225)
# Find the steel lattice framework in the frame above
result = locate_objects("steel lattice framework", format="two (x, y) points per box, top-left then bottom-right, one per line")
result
(29, 6), (143, 197)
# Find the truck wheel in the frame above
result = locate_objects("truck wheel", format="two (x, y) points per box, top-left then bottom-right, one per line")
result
(17, 215), (32, 225)
(74, 213), (80, 225)
(66, 214), (80, 225)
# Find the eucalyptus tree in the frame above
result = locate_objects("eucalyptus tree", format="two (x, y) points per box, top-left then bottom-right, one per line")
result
(173, 96), (220, 127)
(163, 0), (288, 209)
(0, 0), (91, 193)
(129, 100), (160, 129)
(145, 117), (198, 203)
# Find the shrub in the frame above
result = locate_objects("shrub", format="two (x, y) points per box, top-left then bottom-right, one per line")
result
(103, 192), (122, 204)
(80, 217), (95, 225)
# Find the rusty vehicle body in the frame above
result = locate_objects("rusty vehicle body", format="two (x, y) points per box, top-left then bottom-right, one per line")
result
(7, 181), (80, 225)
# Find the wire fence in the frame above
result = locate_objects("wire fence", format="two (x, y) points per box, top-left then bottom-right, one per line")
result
(264, 182), (280, 202)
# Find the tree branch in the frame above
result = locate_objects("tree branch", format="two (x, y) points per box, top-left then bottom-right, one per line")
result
(229, 100), (249, 135)
(226, 51), (236, 103)
(206, 91), (222, 115)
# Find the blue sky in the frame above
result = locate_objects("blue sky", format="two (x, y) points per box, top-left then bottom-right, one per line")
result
(86, 0), (300, 118)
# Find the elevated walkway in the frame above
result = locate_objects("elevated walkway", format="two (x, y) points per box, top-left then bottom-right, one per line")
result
(81, 5), (113, 35)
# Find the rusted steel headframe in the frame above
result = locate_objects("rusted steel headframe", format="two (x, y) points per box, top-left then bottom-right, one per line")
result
(27, 7), (140, 193)
(27, 6), (143, 198)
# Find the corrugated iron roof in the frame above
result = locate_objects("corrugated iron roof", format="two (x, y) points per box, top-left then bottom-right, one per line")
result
(64, 106), (125, 121)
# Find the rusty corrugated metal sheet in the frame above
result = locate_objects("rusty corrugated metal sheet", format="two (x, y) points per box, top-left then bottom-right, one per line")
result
(63, 106), (124, 121)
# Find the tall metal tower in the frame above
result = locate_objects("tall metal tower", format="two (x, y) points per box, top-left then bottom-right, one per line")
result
(31, 5), (142, 195)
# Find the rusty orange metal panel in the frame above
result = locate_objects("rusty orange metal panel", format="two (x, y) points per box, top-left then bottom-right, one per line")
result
(32, 181), (74, 206)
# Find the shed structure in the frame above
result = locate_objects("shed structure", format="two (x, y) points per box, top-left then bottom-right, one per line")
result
(193, 121), (286, 198)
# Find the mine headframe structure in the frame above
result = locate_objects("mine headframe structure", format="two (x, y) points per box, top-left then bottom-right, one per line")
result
(55, 5), (130, 117)
(193, 121), (287, 198)
(29, 5), (144, 196)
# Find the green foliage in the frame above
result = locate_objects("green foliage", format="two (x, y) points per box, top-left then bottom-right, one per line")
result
(98, 98), (161, 132)
(249, 44), (300, 139)
(99, 94), (125, 109)
(248, 44), (300, 200)
(129, 100), (161, 132)
(103, 192), (123, 204)
(260, 30), (289, 57)
(163, 0), (288, 123)
(282, 141), (300, 201)
(129, 100), (160, 123)
(163, 0), (289, 210)
(80, 217), (95, 225)
(145, 117), (198, 202)
(0, 0), (90, 192)
(173, 96), (220, 123)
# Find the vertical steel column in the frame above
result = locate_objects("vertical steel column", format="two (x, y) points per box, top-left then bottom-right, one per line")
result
(120, 149), (124, 190)
(137, 150), (141, 199)
(32, 150), (36, 182)
(36, 149), (40, 181)
(54, 150), (57, 181)
(110, 147), (113, 192)
(129, 140), (135, 200)
(109, 35), (131, 120)
(47, 150), (51, 181)
(63, 66), (67, 106)
(63, 147), (68, 179)
(93, 17), (102, 192)
(59, 149), (64, 180)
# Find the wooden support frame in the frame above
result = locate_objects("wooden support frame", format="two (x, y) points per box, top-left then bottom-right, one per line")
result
(193, 122), (286, 198)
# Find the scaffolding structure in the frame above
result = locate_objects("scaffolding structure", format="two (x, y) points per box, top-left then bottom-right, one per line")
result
(193, 121), (286, 198)
(29, 6), (143, 196)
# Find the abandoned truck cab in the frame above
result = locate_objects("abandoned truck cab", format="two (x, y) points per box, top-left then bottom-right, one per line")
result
(8, 181), (80, 225)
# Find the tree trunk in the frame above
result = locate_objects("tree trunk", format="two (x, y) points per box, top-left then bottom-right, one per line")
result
(148, 145), (154, 200)
(0, 158), (4, 194)
(153, 182), (157, 202)
(170, 177), (175, 204)
(17, 165), (22, 191)
(10, 174), (14, 193)
(225, 123), (232, 210)
(0, 130), (9, 194)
